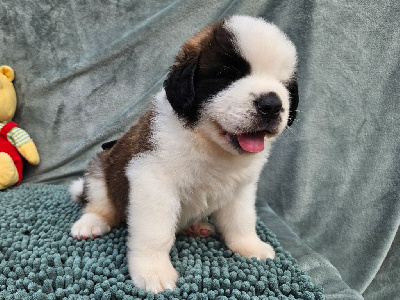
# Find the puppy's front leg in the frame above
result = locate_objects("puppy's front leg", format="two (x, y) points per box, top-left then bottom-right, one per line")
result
(213, 183), (275, 260)
(126, 174), (180, 294)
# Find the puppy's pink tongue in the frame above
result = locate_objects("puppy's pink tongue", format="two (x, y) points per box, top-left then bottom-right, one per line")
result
(237, 132), (266, 152)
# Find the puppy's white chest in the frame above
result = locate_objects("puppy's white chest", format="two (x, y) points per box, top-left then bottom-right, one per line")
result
(176, 161), (254, 229)
(178, 184), (233, 230)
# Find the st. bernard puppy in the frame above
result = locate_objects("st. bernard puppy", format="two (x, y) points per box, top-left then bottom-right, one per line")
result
(70, 15), (299, 293)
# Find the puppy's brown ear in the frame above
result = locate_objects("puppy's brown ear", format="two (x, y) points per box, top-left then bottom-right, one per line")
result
(163, 53), (199, 125)
(287, 75), (299, 127)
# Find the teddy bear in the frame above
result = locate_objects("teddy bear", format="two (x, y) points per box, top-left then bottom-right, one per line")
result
(0, 65), (40, 190)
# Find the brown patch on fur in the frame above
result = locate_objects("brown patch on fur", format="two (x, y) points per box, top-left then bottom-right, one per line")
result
(96, 110), (154, 224)
(82, 154), (120, 227)
(174, 21), (224, 65)
(83, 189), (120, 228)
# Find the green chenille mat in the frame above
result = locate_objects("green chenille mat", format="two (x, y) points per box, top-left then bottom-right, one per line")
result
(0, 184), (324, 300)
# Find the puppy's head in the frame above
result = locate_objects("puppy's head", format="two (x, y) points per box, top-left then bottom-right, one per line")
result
(164, 15), (298, 154)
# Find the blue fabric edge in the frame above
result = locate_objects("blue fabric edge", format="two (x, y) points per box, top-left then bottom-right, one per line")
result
(256, 201), (364, 300)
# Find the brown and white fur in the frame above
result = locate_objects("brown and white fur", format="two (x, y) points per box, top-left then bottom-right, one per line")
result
(70, 15), (299, 294)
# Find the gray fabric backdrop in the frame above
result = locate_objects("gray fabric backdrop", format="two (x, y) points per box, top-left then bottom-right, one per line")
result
(1, 1), (398, 299)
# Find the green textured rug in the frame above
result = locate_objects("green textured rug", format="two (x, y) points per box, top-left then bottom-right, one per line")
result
(0, 184), (324, 300)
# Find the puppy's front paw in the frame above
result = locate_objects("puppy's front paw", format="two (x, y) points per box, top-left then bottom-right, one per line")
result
(129, 256), (178, 294)
(71, 213), (111, 239)
(228, 236), (275, 260)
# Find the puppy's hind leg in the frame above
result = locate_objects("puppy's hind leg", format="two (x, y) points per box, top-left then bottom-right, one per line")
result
(180, 220), (214, 238)
(71, 156), (120, 239)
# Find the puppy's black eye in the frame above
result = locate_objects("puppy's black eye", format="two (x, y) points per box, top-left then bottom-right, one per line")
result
(215, 66), (241, 78)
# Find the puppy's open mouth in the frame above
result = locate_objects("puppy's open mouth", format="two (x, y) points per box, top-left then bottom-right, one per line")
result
(224, 131), (268, 153)
(212, 121), (278, 153)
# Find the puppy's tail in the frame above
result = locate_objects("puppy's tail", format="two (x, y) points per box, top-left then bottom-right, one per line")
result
(69, 178), (86, 204)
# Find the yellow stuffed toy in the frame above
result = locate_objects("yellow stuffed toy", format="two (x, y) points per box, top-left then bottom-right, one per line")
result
(0, 65), (40, 190)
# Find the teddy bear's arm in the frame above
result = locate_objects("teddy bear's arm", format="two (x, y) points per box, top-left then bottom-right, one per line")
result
(17, 140), (40, 165)
(6, 126), (40, 165)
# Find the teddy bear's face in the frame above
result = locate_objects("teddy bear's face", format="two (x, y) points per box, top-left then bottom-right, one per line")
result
(0, 66), (17, 121)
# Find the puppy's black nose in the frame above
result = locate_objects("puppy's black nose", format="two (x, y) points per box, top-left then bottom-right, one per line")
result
(255, 93), (282, 117)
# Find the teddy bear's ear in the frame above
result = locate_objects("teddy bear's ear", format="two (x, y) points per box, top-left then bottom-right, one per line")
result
(0, 65), (15, 82)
